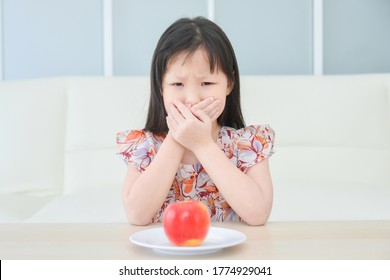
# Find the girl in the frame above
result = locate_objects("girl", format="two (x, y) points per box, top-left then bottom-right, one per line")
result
(117, 17), (275, 226)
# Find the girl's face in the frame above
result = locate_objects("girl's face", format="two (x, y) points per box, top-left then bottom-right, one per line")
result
(161, 48), (232, 120)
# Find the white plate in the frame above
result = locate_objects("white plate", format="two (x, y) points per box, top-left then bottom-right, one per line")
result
(130, 227), (246, 255)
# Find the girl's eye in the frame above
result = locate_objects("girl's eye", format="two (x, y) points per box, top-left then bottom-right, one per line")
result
(172, 83), (183, 87)
(202, 82), (214, 86)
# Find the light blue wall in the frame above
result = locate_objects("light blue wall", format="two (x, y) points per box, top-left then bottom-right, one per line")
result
(113, 0), (207, 76)
(2, 0), (103, 80)
(1, 0), (389, 80)
(216, 0), (313, 75)
(324, 0), (390, 74)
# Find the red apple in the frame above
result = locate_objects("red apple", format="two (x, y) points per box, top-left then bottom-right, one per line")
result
(163, 200), (210, 246)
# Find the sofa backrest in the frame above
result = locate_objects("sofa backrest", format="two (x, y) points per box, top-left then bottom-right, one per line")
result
(0, 78), (67, 196)
(241, 75), (390, 187)
(63, 77), (149, 196)
(240, 75), (390, 220)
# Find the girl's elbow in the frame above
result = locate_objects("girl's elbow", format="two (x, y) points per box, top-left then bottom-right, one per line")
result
(124, 204), (153, 226)
(129, 219), (152, 226)
(244, 209), (271, 226)
(126, 211), (153, 226)
(245, 216), (268, 226)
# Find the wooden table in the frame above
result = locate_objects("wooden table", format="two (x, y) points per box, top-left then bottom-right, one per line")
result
(1, 221), (389, 259)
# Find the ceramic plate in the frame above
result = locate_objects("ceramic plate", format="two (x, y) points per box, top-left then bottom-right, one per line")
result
(130, 227), (246, 255)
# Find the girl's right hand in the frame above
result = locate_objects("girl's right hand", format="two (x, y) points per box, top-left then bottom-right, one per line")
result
(188, 97), (222, 122)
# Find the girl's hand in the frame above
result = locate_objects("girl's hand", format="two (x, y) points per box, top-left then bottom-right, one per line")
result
(166, 100), (213, 151)
(189, 97), (222, 122)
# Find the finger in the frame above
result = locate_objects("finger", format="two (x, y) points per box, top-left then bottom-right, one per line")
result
(166, 115), (177, 132)
(199, 99), (221, 120)
(173, 100), (196, 120)
(169, 103), (185, 124)
(166, 116), (171, 130)
(208, 105), (221, 122)
(191, 107), (211, 124)
(206, 99), (221, 115)
(191, 99), (215, 119)
(191, 97), (214, 111)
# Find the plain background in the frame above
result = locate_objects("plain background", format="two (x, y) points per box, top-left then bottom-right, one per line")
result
(1, 0), (390, 80)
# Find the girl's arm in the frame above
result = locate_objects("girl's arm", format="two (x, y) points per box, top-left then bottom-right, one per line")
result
(122, 133), (185, 225)
(193, 141), (273, 226)
(167, 100), (273, 226)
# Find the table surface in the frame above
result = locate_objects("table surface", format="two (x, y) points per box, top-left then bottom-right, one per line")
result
(1, 221), (389, 260)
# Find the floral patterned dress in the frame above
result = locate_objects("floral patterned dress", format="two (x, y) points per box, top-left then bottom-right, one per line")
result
(116, 125), (275, 223)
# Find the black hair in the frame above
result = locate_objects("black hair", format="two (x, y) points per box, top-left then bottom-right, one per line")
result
(144, 16), (245, 133)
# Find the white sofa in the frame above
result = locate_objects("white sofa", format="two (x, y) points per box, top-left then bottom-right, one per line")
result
(1, 74), (389, 223)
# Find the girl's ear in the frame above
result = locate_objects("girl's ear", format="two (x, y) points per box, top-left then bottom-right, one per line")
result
(226, 80), (234, 96)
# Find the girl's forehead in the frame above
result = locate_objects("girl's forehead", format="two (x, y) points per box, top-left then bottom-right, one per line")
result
(166, 48), (219, 74)
(168, 48), (207, 64)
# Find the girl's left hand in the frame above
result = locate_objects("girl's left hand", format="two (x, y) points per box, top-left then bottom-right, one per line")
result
(190, 97), (222, 122)
(166, 99), (214, 151)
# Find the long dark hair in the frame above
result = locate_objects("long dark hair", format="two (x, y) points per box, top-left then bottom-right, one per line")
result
(144, 16), (245, 133)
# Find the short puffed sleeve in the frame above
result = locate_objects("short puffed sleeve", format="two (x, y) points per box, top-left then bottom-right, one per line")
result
(236, 125), (275, 173)
(116, 129), (162, 172)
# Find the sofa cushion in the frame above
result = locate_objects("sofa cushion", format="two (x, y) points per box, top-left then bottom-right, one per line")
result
(24, 187), (127, 223)
(270, 182), (390, 221)
(0, 194), (56, 222)
(0, 78), (67, 196)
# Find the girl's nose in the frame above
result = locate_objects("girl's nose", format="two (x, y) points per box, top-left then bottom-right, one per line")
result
(184, 88), (201, 106)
